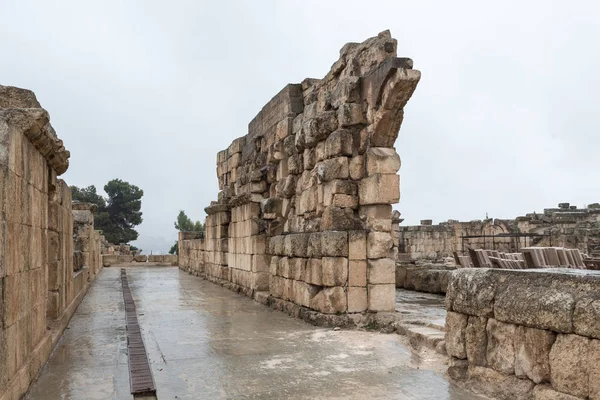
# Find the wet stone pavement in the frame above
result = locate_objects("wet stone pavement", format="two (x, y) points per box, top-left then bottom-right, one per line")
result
(26, 267), (485, 400)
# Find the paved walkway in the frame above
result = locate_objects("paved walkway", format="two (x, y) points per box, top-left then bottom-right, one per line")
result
(26, 267), (483, 400)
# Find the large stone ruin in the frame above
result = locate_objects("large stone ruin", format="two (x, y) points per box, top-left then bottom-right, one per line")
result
(179, 31), (420, 318)
(398, 203), (600, 261)
(0, 85), (103, 399)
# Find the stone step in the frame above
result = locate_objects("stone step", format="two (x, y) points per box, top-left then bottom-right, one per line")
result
(396, 322), (446, 352)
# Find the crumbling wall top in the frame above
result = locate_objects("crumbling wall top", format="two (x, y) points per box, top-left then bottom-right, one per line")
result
(0, 85), (70, 175)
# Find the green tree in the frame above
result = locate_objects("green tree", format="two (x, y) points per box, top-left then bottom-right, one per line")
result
(174, 210), (204, 232)
(71, 185), (106, 208)
(170, 210), (204, 255)
(70, 179), (144, 245)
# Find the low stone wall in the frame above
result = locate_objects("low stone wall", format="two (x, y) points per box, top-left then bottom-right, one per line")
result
(396, 263), (453, 294)
(102, 254), (177, 266)
(148, 254), (177, 263)
(445, 268), (600, 400)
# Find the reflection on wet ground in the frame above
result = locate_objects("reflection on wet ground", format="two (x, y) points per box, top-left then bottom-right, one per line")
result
(395, 289), (447, 329)
(27, 267), (484, 399)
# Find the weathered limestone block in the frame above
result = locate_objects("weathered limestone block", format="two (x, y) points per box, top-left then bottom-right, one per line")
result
(283, 134), (296, 156)
(284, 234), (309, 258)
(317, 157), (349, 182)
(494, 286), (575, 333)
(466, 316), (488, 367)
(320, 231), (348, 257)
(366, 231), (393, 259)
(532, 385), (583, 400)
(549, 334), (590, 398)
(306, 258), (322, 286)
(347, 287), (367, 313)
(331, 194), (358, 209)
(304, 111), (338, 147)
(303, 147), (316, 170)
(367, 258), (395, 284)
(0, 85), (41, 108)
(349, 155), (365, 180)
(307, 233), (322, 258)
(446, 269), (496, 318)
(466, 365), (535, 400)
(367, 284), (395, 312)
(514, 326), (555, 384)
(589, 339), (600, 400)
(322, 257), (348, 286)
(293, 280), (318, 308)
(337, 103), (366, 127)
(321, 180), (357, 206)
(368, 68), (421, 147)
(310, 286), (347, 314)
(445, 312), (468, 359)
(324, 129), (353, 158)
(573, 298), (600, 340)
(359, 205), (392, 231)
(268, 235), (285, 256)
(348, 260), (367, 287)
(331, 76), (361, 108)
(486, 319), (516, 375)
(348, 231), (366, 260)
(358, 174), (399, 205)
(365, 147), (401, 175)
(269, 256), (279, 276)
(278, 257), (291, 278)
(322, 206), (359, 231)
(296, 186), (317, 215)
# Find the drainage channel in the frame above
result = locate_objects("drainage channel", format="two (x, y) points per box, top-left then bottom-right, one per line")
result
(121, 268), (157, 399)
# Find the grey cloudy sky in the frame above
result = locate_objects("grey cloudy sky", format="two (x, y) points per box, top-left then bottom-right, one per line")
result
(2, 0), (599, 253)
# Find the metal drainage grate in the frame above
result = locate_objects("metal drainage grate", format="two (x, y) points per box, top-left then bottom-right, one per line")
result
(121, 269), (157, 396)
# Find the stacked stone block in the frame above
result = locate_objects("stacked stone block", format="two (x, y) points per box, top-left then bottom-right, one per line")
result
(1, 94), (53, 395)
(47, 179), (75, 319)
(203, 208), (230, 283)
(446, 268), (600, 399)
(0, 85), (103, 400)
(178, 231), (205, 275)
(179, 31), (420, 316)
(229, 204), (269, 292)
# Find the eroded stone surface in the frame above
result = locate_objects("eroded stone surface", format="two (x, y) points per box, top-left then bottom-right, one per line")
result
(549, 334), (590, 398)
(445, 312), (468, 359)
(514, 326), (555, 384)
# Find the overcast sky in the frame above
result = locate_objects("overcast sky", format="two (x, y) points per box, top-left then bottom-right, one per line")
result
(2, 1), (599, 253)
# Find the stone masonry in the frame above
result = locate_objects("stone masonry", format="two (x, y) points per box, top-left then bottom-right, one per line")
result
(399, 203), (600, 261)
(0, 85), (103, 400)
(446, 268), (600, 400)
(180, 31), (420, 317)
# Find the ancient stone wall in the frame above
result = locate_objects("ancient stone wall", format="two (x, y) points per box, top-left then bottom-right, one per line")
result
(445, 268), (600, 399)
(179, 31), (420, 316)
(101, 253), (177, 266)
(72, 202), (102, 277)
(398, 219), (515, 260)
(0, 85), (102, 400)
(399, 203), (600, 261)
